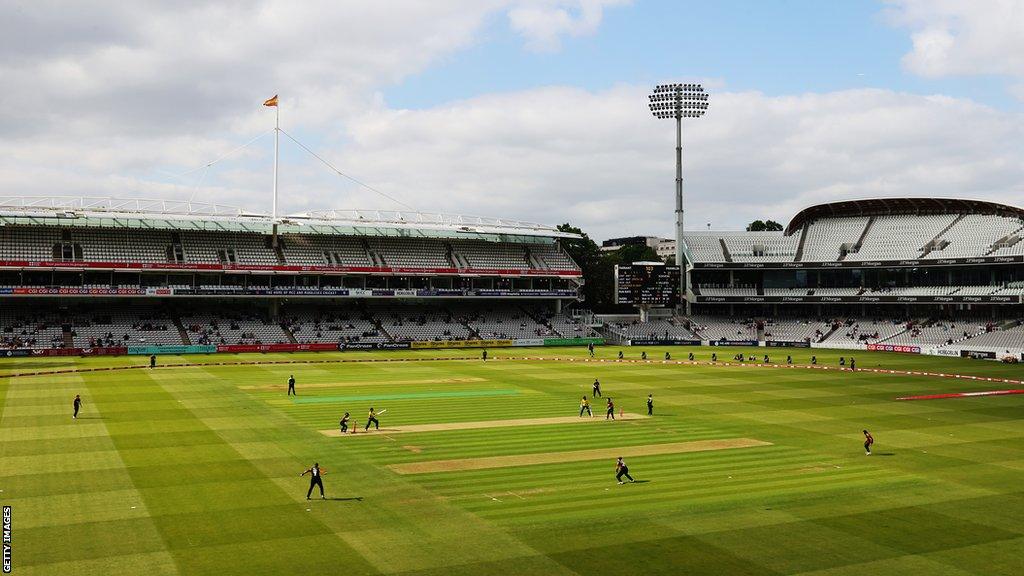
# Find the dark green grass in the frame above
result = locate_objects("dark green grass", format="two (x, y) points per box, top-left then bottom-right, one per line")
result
(1, 346), (1023, 575)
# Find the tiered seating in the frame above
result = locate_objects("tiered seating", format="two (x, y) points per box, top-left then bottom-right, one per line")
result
(607, 318), (700, 341)
(181, 232), (278, 265)
(74, 228), (173, 263)
(925, 214), (1023, 259)
(800, 217), (870, 262)
(699, 286), (757, 296)
(181, 310), (288, 345)
(820, 318), (909, 345)
(809, 287), (861, 296)
(371, 305), (472, 341)
(369, 238), (448, 268)
(683, 234), (727, 262)
(722, 233), (798, 262)
(70, 306), (181, 347)
(464, 307), (555, 339)
(0, 307), (64, 348)
(282, 306), (386, 344)
(453, 240), (529, 269)
(539, 311), (597, 338)
(279, 235), (371, 266)
(684, 316), (755, 341)
(848, 214), (957, 261)
(762, 318), (833, 342)
(949, 321), (1024, 350)
(0, 226), (60, 260)
(884, 319), (991, 347)
(531, 244), (579, 270)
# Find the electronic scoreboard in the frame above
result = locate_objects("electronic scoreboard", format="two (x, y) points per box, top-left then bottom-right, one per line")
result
(615, 263), (681, 306)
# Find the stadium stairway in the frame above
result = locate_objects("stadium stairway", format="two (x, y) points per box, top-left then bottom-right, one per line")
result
(921, 214), (965, 258)
(172, 317), (191, 345)
(62, 326), (74, 348)
(794, 223), (809, 262)
(718, 238), (733, 262)
(985, 225), (1024, 255)
(840, 216), (875, 260)
(281, 322), (298, 344)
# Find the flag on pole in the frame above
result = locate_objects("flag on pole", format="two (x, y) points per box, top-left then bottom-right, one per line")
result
(263, 95), (278, 107)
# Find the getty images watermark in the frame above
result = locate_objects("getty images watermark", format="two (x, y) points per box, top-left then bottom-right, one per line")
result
(2, 506), (10, 573)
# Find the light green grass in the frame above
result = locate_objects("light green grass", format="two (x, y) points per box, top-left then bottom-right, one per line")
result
(1, 346), (1023, 575)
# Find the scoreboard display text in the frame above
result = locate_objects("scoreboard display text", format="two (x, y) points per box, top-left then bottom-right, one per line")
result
(615, 264), (681, 306)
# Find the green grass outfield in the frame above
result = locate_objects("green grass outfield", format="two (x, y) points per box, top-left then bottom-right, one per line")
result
(1, 346), (1023, 575)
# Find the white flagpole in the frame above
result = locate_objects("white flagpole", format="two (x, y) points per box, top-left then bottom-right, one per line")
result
(272, 102), (279, 219)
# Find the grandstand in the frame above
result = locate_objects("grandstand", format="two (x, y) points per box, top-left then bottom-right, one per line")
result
(4, 196), (1024, 358)
(603, 198), (1024, 356)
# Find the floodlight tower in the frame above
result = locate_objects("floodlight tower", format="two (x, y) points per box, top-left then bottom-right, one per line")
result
(648, 83), (709, 313)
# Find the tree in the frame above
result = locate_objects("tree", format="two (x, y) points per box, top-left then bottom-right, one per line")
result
(746, 219), (784, 232)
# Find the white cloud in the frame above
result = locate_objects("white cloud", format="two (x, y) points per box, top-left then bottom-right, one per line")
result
(1, 1), (1022, 244)
(886, 0), (1024, 89)
(335, 87), (1024, 239)
(507, 0), (631, 51)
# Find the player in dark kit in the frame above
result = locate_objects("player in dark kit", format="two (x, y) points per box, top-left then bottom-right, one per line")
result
(287, 375), (296, 396)
(579, 396), (592, 417)
(482, 349), (487, 361)
(711, 353), (717, 362)
(149, 354), (156, 368)
(617, 350), (624, 359)
(605, 398), (615, 420)
(339, 412), (350, 434)
(588, 342), (595, 357)
(641, 351), (647, 360)
(850, 357), (856, 371)
(301, 462), (326, 499)
(592, 378), (601, 397)
(615, 457), (635, 484)
(646, 394), (653, 415)
(664, 351), (670, 360)
(365, 407), (380, 431)
(73, 394), (82, 419)
(863, 429), (874, 455)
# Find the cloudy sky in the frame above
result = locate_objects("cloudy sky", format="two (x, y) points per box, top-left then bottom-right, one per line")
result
(2, 0), (1024, 240)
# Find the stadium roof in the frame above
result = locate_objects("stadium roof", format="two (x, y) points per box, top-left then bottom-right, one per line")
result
(785, 197), (1024, 235)
(0, 196), (579, 242)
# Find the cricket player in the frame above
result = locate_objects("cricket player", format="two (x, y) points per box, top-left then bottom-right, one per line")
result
(647, 394), (653, 416)
(863, 429), (874, 455)
(300, 462), (326, 499)
(287, 375), (296, 396)
(605, 397), (615, 420)
(149, 354), (156, 368)
(579, 396), (592, 417)
(711, 353), (717, 362)
(850, 357), (856, 371)
(786, 355), (792, 364)
(615, 457), (635, 484)
(811, 355), (817, 365)
(688, 352), (694, 361)
(617, 350), (624, 359)
(664, 351), (671, 360)
(588, 342), (595, 357)
(592, 378), (602, 397)
(365, 407), (380, 431)
(482, 349), (488, 361)
(73, 394), (82, 419)
(339, 412), (350, 434)
(641, 351), (647, 360)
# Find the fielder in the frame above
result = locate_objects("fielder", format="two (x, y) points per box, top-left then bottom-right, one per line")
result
(300, 462), (326, 499)
(615, 456), (635, 484)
